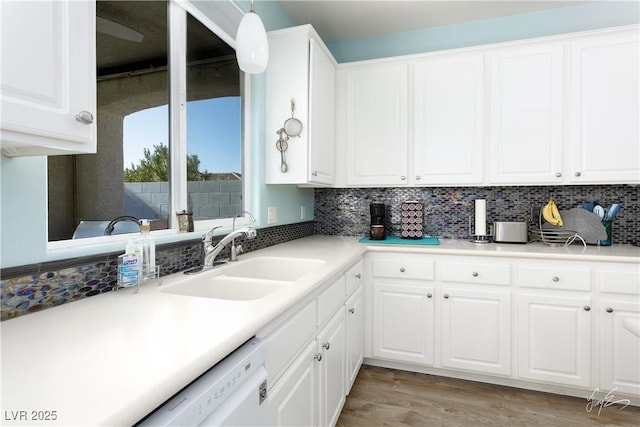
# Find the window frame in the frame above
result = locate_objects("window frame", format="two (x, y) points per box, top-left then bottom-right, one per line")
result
(47, 0), (250, 252)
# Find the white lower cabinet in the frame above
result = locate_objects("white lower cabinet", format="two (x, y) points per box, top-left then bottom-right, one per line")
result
(366, 252), (639, 403)
(518, 293), (593, 388)
(440, 287), (511, 376)
(345, 285), (364, 393)
(316, 309), (347, 427)
(372, 282), (435, 365)
(269, 340), (318, 427)
(264, 260), (362, 427)
(600, 299), (640, 396)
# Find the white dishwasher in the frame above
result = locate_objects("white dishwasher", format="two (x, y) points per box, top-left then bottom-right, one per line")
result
(138, 338), (268, 426)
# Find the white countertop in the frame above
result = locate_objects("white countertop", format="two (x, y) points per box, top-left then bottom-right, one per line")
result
(1, 236), (638, 426)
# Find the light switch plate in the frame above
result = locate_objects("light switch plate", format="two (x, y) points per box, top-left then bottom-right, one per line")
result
(300, 206), (306, 220)
(268, 207), (277, 224)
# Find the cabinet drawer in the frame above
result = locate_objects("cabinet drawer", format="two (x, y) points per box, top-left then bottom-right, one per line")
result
(345, 260), (364, 296)
(599, 268), (640, 295)
(318, 276), (346, 326)
(372, 259), (434, 281)
(518, 265), (591, 291)
(440, 262), (511, 285)
(265, 300), (317, 384)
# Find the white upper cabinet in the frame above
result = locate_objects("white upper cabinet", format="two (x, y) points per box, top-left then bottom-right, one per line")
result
(335, 25), (638, 187)
(265, 25), (336, 185)
(412, 54), (485, 185)
(344, 62), (408, 186)
(570, 30), (639, 184)
(488, 43), (564, 184)
(0, 0), (97, 157)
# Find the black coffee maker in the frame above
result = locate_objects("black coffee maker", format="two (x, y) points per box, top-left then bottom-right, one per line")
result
(369, 203), (386, 240)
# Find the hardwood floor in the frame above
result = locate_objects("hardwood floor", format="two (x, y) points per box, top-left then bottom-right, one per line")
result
(337, 366), (640, 427)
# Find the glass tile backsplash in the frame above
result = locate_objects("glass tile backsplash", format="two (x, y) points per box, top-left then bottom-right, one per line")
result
(314, 185), (639, 245)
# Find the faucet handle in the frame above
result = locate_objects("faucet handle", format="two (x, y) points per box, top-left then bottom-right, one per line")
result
(245, 228), (257, 239)
(203, 225), (223, 242)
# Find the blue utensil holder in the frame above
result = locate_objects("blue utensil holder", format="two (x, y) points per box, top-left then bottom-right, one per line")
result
(598, 220), (612, 246)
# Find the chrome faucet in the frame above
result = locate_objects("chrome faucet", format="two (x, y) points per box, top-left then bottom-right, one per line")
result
(230, 211), (257, 262)
(202, 223), (257, 268)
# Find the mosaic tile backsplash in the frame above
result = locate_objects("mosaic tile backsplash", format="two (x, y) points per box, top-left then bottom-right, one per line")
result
(0, 222), (314, 321)
(314, 185), (639, 245)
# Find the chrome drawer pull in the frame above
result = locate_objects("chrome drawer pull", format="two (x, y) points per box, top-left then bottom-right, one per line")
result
(552, 276), (559, 282)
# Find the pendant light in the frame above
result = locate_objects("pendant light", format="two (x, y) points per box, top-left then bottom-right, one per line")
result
(236, 0), (269, 74)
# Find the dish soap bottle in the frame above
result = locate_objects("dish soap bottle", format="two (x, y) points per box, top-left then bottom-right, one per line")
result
(134, 219), (156, 282)
(118, 240), (141, 289)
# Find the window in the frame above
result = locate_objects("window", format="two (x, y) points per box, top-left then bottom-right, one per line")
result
(47, 1), (244, 242)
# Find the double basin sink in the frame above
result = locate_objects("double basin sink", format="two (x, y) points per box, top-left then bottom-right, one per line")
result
(162, 257), (325, 301)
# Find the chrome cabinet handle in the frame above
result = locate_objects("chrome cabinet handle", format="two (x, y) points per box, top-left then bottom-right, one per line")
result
(355, 273), (361, 279)
(606, 307), (613, 313)
(472, 271), (479, 277)
(584, 306), (591, 312)
(552, 276), (559, 282)
(443, 293), (450, 299)
(575, 171), (581, 177)
(314, 353), (322, 362)
(312, 171), (318, 177)
(426, 293), (432, 298)
(75, 110), (94, 125)
(322, 342), (330, 350)
(400, 176), (406, 181)
(555, 172), (562, 178)
(349, 307), (355, 314)
(415, 175), (421, 180)
(400, 267), (405, 273)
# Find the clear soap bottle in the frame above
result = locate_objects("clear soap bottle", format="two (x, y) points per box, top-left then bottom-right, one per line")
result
(134, 219), (156, 282)
(118, 240), (141, 289)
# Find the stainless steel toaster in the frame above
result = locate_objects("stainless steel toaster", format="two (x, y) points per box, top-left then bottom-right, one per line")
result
(493, 221), (528, 243)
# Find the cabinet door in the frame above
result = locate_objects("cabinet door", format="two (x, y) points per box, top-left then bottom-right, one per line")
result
(440, 287), (512, 376)
(345, 63), (408, 186)
(316, 309), (346, 427)
(518, 293), (592, 387)
(488, 44), (564, 184)
(570, 32), (640, 183)
(345, 285), (364, 393)
(372, 282), (435, 365)
(412, 54), (484, 185)
(0, 0), (96, 156)
(600, 299), (640, 396)
(269, 341), (318, 427)
(308, 38), (336, 185)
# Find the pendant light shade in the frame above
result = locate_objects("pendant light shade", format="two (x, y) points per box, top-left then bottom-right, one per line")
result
(236, 2), (269, 74)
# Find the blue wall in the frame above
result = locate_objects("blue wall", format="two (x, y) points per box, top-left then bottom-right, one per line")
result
(328, 1), (640, 62)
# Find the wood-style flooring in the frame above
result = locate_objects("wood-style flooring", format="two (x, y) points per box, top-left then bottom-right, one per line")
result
(337, 365), (640, 427)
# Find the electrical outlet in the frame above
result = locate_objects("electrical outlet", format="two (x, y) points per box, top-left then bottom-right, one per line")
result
(300, 206), (306, 220)
(268, 207), (277, 224)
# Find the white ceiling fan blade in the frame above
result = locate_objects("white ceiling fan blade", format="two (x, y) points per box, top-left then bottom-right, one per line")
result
(97, 16), (144, 43)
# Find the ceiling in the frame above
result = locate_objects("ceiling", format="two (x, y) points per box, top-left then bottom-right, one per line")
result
(274, 0), (594, 43)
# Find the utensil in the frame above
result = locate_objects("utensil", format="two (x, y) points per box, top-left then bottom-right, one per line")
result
(593, 205), (605, 220)
(275, 128), (289, 173)
(283, 99), (303, 137)
(606, 203), (621, 220)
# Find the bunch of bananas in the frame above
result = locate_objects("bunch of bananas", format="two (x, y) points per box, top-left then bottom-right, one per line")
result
(542, 198), (563, 226)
